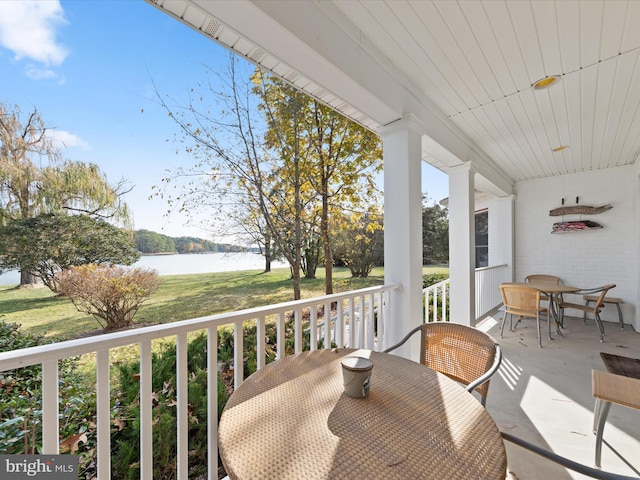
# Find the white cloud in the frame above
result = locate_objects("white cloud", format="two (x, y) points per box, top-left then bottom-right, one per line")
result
(0, 0), (68, 66)
(25, 64), (65, 83)
(48, 129), (89, 150)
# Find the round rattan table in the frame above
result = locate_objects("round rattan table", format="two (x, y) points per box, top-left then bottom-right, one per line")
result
(218, 348), (507, 480)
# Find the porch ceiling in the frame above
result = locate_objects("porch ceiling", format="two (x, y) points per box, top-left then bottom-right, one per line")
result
(147, 0), (640, 187)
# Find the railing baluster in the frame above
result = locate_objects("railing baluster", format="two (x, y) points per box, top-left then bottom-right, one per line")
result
(347, 296), (355, 348)
(177, 332), (188, 480)
(96, 349), (111, 477)
(294, 308), (302, 354)
(357, 294), (365, 347)
(433, 285), (438, 321)
(276, 311), (284, 359)
(309, 305), (317, 351)
(233, 320), (243, 388)
(207, 326), (219, 480)
(335, 300), (344, 348)
(365, 293), (374, 349)
(443, 283), (448, 322)
(41, 360), (59, 454)
(140, 340), (153, 480)
(257, 315), (266, 369)
(323, 302), (330, 349)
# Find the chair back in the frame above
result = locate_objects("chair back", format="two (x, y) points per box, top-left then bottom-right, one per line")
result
(525, 274), (561, 284)
(591, 284), (617, 310)
(500, 284), (541, 313)
(418, 323), (499, 401)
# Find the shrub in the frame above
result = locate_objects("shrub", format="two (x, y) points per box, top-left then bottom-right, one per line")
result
(0, 321), (100, 479)
(56, 264), (159, 331)
(422, 273), (449, 288)
(110, 332), (228, 480)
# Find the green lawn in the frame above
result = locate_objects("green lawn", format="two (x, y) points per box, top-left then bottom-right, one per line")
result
(0, 265), (449, 341)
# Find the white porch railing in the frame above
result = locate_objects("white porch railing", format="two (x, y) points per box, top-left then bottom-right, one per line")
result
(0, 284), (397, 480)
(475, 264), (509, 319)
(422, 264), (508, 323)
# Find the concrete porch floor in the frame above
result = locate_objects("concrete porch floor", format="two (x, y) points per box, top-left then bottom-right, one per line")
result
(477, 311), (640, 480)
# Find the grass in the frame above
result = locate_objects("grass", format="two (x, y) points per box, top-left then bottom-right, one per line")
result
(0, 265), (449, 341)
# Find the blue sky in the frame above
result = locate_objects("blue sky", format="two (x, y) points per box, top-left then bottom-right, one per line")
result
(0, 0), (448, 240)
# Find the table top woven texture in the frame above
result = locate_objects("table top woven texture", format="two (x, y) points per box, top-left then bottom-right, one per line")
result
(219, 349), (507, 480)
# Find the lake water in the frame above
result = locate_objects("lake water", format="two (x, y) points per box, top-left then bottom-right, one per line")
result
(0, 252), (288, 286)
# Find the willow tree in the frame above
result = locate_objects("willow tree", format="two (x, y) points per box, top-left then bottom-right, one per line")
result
(0, 102), (132, 285)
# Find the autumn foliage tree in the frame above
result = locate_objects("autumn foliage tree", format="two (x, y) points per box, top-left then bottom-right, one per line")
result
(56, 265), (159, 331)
(154, 57), (381, 299)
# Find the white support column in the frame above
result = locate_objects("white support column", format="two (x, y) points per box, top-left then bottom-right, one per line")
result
(381, 115), (424, 358)
(448, 163), (476, 326)
(489, 195), (515, 282)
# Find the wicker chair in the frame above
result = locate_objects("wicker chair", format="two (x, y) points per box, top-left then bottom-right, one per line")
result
(558, 284), (616, 342)
(499, 284), (551, 347)
(383, 322), (502, 406)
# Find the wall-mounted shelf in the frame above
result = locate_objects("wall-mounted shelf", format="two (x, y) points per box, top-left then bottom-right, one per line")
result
(551, 220), (603, 234)
(549, 204), (612, 216)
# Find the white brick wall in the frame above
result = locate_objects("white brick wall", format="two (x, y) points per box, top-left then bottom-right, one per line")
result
(513, 165), (638, 330)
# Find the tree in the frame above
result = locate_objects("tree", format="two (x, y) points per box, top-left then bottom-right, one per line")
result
(56, 265), (159, 332)
(0, 214), (139, 292)
(0, 102), (132, 286)
(154, 58), (381, 298)
(332, 209), (384, 278)
(135, 229), (176, 254)
(303, 99), (382, 292)
(422, 195), (449, 264)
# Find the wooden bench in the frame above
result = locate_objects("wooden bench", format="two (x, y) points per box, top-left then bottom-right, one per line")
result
(583, 294), (624, 328)
(592, 369), (640, 467)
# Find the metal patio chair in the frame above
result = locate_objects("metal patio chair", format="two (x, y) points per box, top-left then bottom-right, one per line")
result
(558, 284), (616, 342)
(499, 283), (551, 347)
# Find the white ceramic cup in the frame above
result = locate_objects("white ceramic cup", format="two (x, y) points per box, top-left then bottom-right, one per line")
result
(341, 356), (373, 398)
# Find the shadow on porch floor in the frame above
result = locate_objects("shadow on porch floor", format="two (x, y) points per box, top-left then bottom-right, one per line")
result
(478, 311), (640, 480)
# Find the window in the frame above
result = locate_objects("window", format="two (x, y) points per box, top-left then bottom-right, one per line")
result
(475, 210), (488, 268)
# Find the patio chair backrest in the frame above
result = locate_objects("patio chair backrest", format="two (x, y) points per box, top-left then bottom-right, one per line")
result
(525, 274), (561, 284)
(591, 284), (617, 311)
(500, 284), (542, 313)
(384, 322), (502, 406)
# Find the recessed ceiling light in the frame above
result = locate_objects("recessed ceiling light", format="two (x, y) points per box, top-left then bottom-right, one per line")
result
(552, 145), (569, 152)
(532, 75), (561, 90)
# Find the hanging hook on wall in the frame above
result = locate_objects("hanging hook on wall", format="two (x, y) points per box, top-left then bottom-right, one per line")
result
(576, 196), (579, 204)
(561, 198), (565, 205)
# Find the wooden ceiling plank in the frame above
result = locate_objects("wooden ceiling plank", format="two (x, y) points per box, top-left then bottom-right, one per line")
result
(600, 0), (628, 60)
(580, 67), (598, 170)
(435, 1), (496, 105)
(483, 1), (531, 91)
(556, 0), (581, 74)
(579, 1), (604, 67)
(609, 51), (640, 163)
(390, 1), (468, 115)
(621, 0), (640, 52)
(492, 99), (548, 179)
(530, 0), (563, 76)
(590, 61), (617, 169)
(411, 1), (485, 112)
(505, 1), (546, 87)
